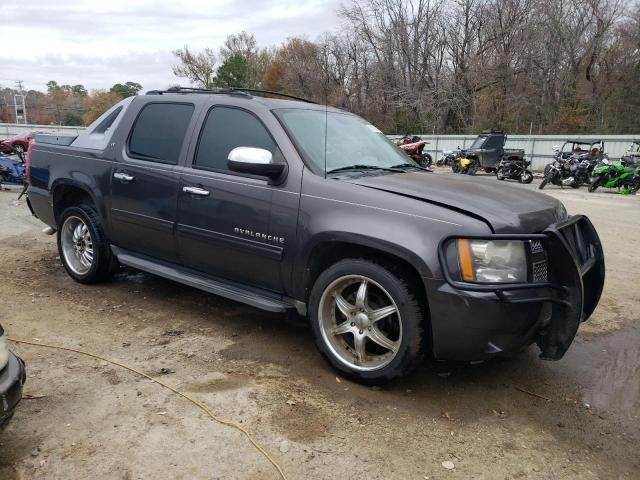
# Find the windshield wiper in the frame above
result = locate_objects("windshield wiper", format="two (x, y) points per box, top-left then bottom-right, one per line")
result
(390, 163), (432, 172)
(327, 164), (404, 174)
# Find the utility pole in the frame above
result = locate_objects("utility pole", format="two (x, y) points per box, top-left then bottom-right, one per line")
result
(13, 80), (27, 124)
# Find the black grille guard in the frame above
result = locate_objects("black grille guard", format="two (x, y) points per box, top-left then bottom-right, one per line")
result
(437, 215), (605, 360)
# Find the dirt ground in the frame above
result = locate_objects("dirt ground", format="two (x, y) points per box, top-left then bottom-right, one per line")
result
(0, 176), (638, 480)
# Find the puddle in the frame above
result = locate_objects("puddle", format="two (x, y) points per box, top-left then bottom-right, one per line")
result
(568, 324), (640, 417)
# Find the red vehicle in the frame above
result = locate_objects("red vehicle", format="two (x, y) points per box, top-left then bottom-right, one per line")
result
(396, 135), (432, 167)
(0, 131), (46, 155)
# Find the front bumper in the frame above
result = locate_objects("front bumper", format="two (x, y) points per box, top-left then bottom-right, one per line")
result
(0, 352), (26, 429)
(428, 215), (605, 361)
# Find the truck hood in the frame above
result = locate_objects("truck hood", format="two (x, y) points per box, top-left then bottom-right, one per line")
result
(345, 172), (565, 233)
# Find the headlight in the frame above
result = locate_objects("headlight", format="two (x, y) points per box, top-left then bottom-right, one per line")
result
(456, 239), (527, 283)
(0, 333), (8, 371)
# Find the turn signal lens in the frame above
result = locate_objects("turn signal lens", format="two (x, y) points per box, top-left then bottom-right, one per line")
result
(456, 239), (475, 282)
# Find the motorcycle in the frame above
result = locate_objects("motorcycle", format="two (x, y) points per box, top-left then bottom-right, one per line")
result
(538, 156), (580, 190)
(396, 135), (432, 168)
(452, 155), (478, 175)
(496, 157), (533, 183)
(589, 158), (640, 194)
(570, 155), (600, 187)
(0, 153), (25, 187)
(436, 148), (460, 167)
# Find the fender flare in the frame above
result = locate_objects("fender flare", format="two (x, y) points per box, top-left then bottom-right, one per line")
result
(292, 230), (434, 301)
(50, 178), (105, 223)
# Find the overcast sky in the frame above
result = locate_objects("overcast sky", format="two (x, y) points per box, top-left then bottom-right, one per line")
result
(0, 0), (343, 93)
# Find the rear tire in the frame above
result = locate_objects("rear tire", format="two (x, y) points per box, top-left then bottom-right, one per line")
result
(57, 205), (118, 284)
(309, 259), (425, 384)
(419, 153), (433, 168)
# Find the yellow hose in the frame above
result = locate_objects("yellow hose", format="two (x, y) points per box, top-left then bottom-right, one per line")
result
(9, 337), (288, 480)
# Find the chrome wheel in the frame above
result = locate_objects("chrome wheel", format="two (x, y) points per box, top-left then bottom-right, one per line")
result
(318, 275), (402, 371)
(61, 216), (94, 275)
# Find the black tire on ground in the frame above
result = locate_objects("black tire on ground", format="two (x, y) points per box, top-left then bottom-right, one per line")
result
(588, 177), (602, 193)
(538, 178), (549, 190)
(57, 205), (118, 284)
(520, 170), (534, 184)
(308, 259), (425, 384)
(419, 153), (433, 168)
(496, 167), (506, 180)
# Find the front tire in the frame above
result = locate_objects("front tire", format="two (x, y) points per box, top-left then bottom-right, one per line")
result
(309, 259), (425, 384)
(588, 177), (602, 193)
(496, 167), (506, 180)
(539, 178), (549, 190)
(520, 170), (533, 184)
(57, 205), (118, 284)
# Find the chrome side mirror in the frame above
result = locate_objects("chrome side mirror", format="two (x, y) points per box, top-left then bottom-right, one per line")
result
(227, 147), (286, 181)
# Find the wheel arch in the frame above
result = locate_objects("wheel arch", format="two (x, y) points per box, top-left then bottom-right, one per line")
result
(51, 180), (100, 224)
(296, 234), (432, 337)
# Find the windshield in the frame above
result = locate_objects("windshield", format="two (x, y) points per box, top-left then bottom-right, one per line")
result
(468, 136), (485, 149)
(275, 109), (415, 173)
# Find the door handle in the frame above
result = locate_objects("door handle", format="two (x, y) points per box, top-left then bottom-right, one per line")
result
(113, 172), (135, 182)
(182, 186), (210, 196)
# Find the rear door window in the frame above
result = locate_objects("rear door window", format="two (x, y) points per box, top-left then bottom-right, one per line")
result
(193, 107), (276, 172)
(128, 103), (194, 164)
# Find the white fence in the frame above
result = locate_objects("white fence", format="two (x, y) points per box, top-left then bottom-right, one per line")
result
(389, 134), (639, 170)
(0, 123), (85, 137)
(2, 123), (637, 171)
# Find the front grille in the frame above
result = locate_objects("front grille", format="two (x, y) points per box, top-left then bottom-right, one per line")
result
(530, 240), (544, 254)
(528, 239), (548, 283)
(532, 260), (548, 282)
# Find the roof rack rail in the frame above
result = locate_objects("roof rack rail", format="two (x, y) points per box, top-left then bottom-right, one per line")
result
(146, 86), (317, 104)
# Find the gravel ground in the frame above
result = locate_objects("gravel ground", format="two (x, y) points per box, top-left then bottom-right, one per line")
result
(0, 176), (638, 480)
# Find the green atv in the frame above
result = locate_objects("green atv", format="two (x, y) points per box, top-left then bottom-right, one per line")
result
(588, 157), (640, 194)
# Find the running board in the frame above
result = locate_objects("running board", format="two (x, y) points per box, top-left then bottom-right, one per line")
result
(111, 247), (297, 313)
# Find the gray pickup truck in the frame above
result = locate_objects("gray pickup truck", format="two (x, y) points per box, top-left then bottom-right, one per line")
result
(26, 88), (605, 384)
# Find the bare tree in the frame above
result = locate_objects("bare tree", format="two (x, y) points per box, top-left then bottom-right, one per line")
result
(172, 46), (217, 89)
